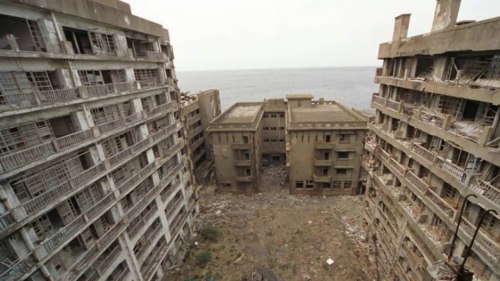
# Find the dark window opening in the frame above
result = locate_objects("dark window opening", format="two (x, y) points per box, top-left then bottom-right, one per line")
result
(0, 14), (46, 52)
(63, 27), (92, 54)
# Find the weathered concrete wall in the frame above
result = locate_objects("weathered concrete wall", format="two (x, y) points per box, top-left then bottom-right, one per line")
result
(378, 17), (500, 58)
(12, 0), (166, 37)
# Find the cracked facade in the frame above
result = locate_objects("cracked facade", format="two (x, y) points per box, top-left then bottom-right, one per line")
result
(363, 1), (500, 280)
(0, 1), (198, 280)
(207, 94), (368, 196)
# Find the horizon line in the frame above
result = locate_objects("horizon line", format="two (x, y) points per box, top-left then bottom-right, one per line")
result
(176, 65), (378, 72)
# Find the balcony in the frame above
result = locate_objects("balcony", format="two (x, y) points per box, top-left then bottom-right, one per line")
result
(313, 175), (331, 183)
(371, 96), (498, 166)
(458, 217), (500, 267)
(314, 143), (334, 150)
(424, 188), (457, 220)
(96, 245), (121, 276)
(314, 159), (333, 166)
(234, 159), (251, 166)
(469, 178), (500, 206)
(236, 175), (253, 182)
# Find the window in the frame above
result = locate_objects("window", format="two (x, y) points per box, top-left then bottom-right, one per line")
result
(305, 180), (314, 189)
(324, 152), (330, 160)
(322, 168), (329, 176)
(243, 136), (249, 143)
(325, 134), (331, 142)
(343, 181), (352, 189)
(336, 169), (347, 175)
(295, 181), (304, 188)
(339, 134), (350, 143)
(337, 152), (349, 159)
(333, 181), (342, 189)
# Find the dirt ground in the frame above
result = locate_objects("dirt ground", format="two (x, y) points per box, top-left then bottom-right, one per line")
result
(167, 166), (375, 281)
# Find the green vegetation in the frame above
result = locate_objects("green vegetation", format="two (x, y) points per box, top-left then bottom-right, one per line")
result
(195, 251), (212, 267)
(200, 225), (219, 241)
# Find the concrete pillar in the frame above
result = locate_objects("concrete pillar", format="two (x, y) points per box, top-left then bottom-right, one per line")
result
(392, 14), (411, 42)
(431, 0), (462, 32)
(114, 33), (128, 57)
(118, 235), (144, 281)
(37, 18), (61, 53)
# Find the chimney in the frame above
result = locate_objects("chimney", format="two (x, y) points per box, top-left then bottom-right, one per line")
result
(431, 0), (462, 32)
(392, 14), (411, 42)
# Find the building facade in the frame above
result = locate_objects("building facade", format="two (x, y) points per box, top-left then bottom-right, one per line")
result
(363, 1), (500, 281)
(286, 95), (367, 196)
(207, 95), (367, 195)
(0, 1), (198, 281)
(180, 89), (221, 184)
(207, 102), (264, 192)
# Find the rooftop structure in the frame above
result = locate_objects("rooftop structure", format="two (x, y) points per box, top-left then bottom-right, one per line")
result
(0, 1), (198, 280)
(363, 1), (500, 280)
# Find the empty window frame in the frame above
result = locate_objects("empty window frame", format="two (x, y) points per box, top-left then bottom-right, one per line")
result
(0, 14), (46, 51)
(134, 69), (157, 87)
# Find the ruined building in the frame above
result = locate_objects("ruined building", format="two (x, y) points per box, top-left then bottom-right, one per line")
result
(0, 1), (198, 280)
(180, 89), (221, 183)
(207, 95), (367, 196)
(363, 1), (500, 280)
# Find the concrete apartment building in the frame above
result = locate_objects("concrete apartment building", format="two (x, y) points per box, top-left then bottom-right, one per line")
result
(363, 1), (500, 281)
(207, 95), (367, 196)
(0, 1), (198, 281)
(180, 89), (221, 183)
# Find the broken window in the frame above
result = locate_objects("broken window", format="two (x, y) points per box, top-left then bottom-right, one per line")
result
(134, 68), (158, 87)
(337, 152), (349, 159)
(343, 181), (352, 189)
(295, 181), (304, 188)
(89, 31), (116, 55)
(126, 37), (153, 57)
(63, 27), (93, 54)
(0, 14), (46, 51)
(325, 134), (331, 142)
(414, 56), (433, 78)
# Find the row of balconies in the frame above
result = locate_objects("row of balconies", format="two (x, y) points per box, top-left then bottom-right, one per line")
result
(0, 121), (181, 240)
(313, 158), (356, 167)
(371, 123), (500, 210)
(373, 70), (500, 106)
(61, 163), (183, 281)
(0, 79), (161, 112)
(371, 94), (498, 165)
(370, 145), (500, 270)
(1, 143), (184, 281)
(0, 33), (168, 63)
(140, 237), (168, 281)
(0, 99), (177, 178)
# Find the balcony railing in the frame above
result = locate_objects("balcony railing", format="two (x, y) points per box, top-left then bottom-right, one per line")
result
(434, 157), (467, 183)
(314, 159), (333, 166)
(96, 245), (121, 274)
(407, 172), (428, 193)
(55, 129), (95, 150)
(459, 217), (500, 265)
(0, 254), (35, 281)
(0, 142), (54, 172)
(410, 143), (435, 164)
(425, 189), (456, 219)
(469, 178), (500, 206)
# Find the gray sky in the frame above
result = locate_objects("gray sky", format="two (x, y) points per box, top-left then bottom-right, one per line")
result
(123, 0), (500, 71)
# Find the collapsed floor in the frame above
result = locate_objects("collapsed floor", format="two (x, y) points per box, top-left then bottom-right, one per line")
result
(167, 167), (374, 281)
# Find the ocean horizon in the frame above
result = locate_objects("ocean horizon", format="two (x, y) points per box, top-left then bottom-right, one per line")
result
(177, 66), (378, 111)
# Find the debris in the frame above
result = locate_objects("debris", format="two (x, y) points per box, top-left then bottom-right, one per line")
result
(308, 220), (312, 224)
(234, 253), (245, 264)
(326, 258), (335, 266)
(215, 209), (222, 215)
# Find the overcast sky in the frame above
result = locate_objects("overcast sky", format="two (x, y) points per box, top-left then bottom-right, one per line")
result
(123, 0), (500, 71)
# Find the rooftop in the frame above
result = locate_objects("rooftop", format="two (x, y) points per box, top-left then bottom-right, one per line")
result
(290, 103), (357, 123)
(207, 102), (263, 131)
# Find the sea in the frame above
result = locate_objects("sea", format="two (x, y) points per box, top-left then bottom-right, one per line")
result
(176, 67), (378, 111)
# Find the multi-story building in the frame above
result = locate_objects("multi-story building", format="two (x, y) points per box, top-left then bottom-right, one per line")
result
(286, 94), (367, 196)
(207, 95), (367, 195)
(0, 1), (198, 280)
(207, 102), (264, 192)
(180, 89), (221, 183)
(363, 1), (500, 281)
